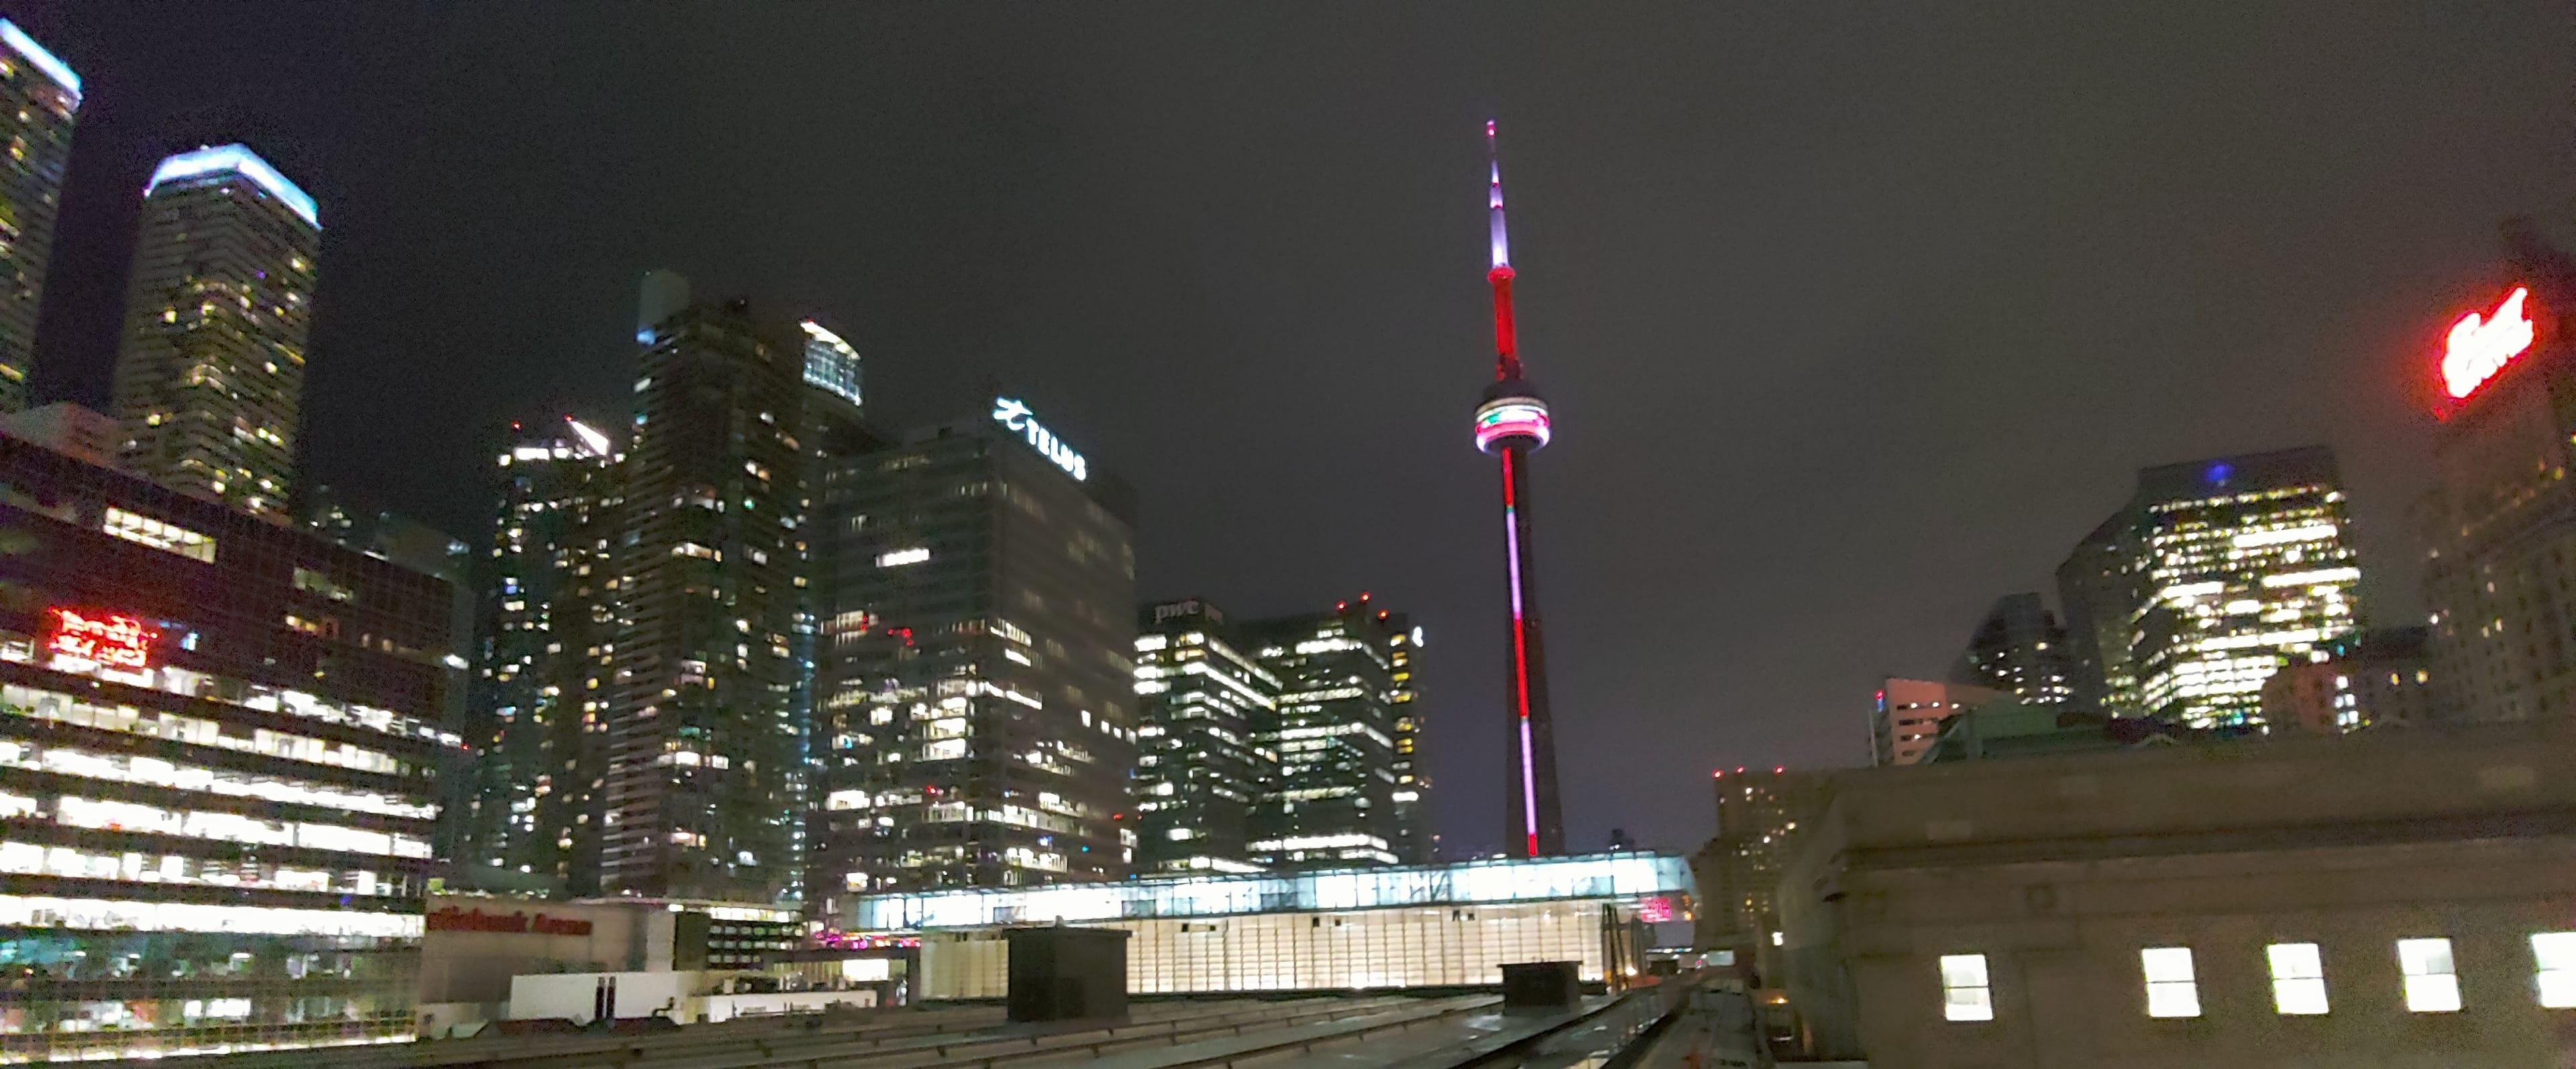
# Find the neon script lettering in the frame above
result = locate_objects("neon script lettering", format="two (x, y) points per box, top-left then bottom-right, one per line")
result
(2443, 286), (2536, 400)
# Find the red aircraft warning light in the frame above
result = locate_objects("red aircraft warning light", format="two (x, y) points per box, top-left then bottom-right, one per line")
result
(2442, 285), (2538, 402)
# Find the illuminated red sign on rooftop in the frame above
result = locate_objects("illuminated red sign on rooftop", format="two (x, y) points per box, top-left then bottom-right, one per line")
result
(46, 608), (154, 671)
(2442, 285), (2537, 400)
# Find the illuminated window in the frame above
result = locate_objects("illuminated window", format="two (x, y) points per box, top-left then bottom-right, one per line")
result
(2141, 948), (2200, 1017)
(2267, 942), (2328, 1015)
(2398, 938), (2461, 1013)
(1939, 954), (1992, 1021)
(2532, 932), (2576, 1008)
(101, 506), (215, 563)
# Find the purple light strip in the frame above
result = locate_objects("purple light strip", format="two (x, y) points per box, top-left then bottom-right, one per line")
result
(1505, 506), (1525, 617)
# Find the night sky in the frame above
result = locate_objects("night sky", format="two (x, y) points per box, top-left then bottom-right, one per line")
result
(12, 2), (2572, 858)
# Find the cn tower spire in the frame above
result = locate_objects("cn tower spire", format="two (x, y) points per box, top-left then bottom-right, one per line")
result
(1487, 121), (1521, 379)
(1470, 119), (1562, 860)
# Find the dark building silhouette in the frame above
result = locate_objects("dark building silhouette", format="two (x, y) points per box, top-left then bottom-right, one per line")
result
(1949, 593), (2076, 706)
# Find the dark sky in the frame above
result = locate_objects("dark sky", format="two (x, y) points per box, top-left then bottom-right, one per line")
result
(13, 2), (2573, 858)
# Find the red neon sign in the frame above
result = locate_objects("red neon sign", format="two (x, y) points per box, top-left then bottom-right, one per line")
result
(2442, 286), (2536, 400)
(46, 609), (156, 671)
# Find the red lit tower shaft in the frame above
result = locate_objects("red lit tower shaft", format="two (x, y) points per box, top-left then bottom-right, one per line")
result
(1479, 123), (1562, 858)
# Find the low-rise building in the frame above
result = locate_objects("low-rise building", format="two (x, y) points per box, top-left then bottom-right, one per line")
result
(838, 852), (1686, 997)
(1776, 721), (2576, 1068)
(2259, 626), (2434, 734)
(1871, 678), (2004, 765)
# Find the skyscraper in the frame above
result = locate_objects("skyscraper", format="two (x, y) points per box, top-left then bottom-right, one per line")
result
(2055, 512), (2142, 716)
(2418, 224), (2576, 724)
(1133, 598), (1278, 875)
(2062, 447), (2362, 729)
(1949, 593), (2076, 706)
(1474, 121), (1563, 858)
(464, 417), (619, 896)
(112, 144), (320, 519)
(808, 394), (1137, 901)
(0, 21), (79, 412)
(599, 286), (808, 901)
(1241, 597), (1412, 870)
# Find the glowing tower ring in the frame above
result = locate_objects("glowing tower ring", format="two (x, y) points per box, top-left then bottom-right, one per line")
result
(1474, 394), (1551, 453)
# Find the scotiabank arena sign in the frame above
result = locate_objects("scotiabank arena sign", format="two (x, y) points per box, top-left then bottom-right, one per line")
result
(426, 905), (594, 937)
(2442, 285), (2538, 402)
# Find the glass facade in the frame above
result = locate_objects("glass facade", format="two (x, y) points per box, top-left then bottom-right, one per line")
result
(1134, 599), (1277, 875)
(0, 19), (78, 414)
(112, 144), (319, 520)
(602, 300), (808, 902)
(2061, 447), (2359, 729)
(848, 851), (1682, 930)
(1241, 601), (1416, 868)
(810, 414), (1138, 900)
(464, 423), (618, 896)
(0, 438), (456, 1061)
(851, 853), (1682, 997)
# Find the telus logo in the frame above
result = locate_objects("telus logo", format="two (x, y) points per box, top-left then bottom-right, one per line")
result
(991, 397), (1088, 481)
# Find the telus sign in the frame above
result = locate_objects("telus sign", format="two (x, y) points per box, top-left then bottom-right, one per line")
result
(991, 397), (1088, 481)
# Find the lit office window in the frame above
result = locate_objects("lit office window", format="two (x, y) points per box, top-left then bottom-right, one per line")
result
(2141, 948), (2200, 1017)
(1939, 954), (1993, 1021)
(101, 506), (215, 563)
(2398, 938), (2461, 1013)
(2267, 943), (2328, 1015)
(2532, 932), (2576, 1009)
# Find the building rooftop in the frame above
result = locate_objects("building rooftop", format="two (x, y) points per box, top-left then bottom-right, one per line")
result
(0, 19), (79, 101)
(148, 143), (321, 228)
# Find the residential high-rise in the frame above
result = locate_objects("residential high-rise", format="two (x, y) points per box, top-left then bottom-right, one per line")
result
(599, 287), (808, 902)
(1688, 766), (1831, 969)
(2123, 448), (2361, 728)
(1473, 121), (1564, 858)
(2419, 224), (2576, 724)
(0, 435), (458, 1060)
(111, 144), (319, 519)
(462, 417), (619, 896)
(1240, 597), (1411, 869)
(0, 20), (80, 412)
(1870, 677), (2005, 766)
(1133, 598), (1277, 875)
(1948, 593), (2075, 706)
(1386, 615), (1430, 864)
(808, 394), (1137, 903)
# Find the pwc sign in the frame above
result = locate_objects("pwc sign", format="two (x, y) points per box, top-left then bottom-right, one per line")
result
(2441, 286), (2538, 402)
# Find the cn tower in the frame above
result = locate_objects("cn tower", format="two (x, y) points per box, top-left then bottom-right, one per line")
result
(1473, 121), (1562, 858)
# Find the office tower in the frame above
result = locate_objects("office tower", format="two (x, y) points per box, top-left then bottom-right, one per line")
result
(1240, 596), (1410, 869)
(1690, 767), (1831, 966)
(1949, 593), (2076, 706)
(111, 144), (319, 518)
(1472, 122), (1564, 858)
(2119, 448), (2361, 728)
(1870, 677), (2006, 766)
(2420, 224), (2576, 724)
(0, 435), (457, 1060)
(2259, 626), (2434, 734)
(0, 21), (78, 411)
(2055, 512), (2141, 716)
(599, 290), (808, 901)
(1385, 614), (1430, 864)
(461, 418), (619, 895)
(808, 394), (1138, 902)
(1133, 598), (1279, 875)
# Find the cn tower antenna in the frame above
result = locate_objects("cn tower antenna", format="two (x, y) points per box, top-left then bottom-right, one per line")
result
(1487, 121), (1520, 379)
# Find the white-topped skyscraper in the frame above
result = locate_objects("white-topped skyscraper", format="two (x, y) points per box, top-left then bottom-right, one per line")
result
(0, 20), (80, 412)
(113, 144), (320, 518)
(1473, 122), (1562, 858)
